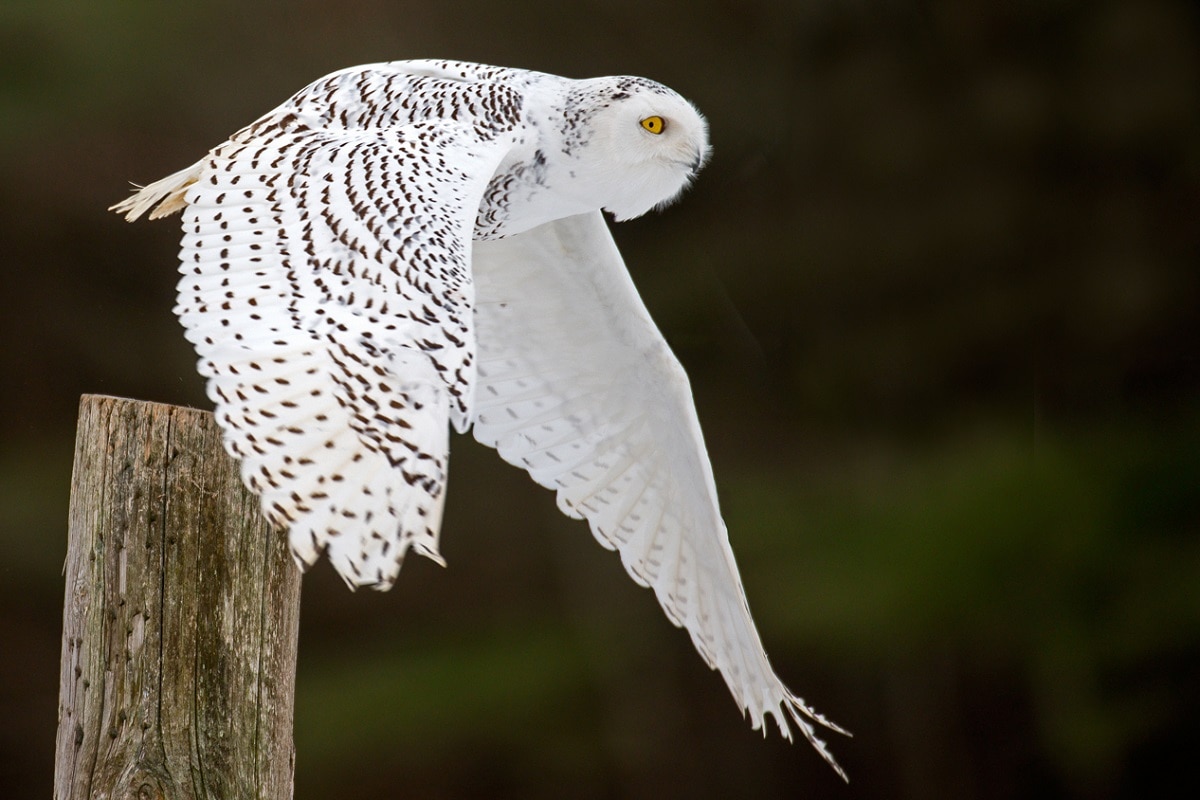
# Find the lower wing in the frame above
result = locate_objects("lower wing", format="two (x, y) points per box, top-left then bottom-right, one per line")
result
(470, 211), (847, 776)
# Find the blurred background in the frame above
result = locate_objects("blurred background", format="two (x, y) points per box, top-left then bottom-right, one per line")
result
(2, 0), (1198, 797)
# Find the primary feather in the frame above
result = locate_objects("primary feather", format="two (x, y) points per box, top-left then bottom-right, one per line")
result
(112, 59), (847, 778)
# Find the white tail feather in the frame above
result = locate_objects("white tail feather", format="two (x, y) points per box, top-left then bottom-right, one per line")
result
(109, 161), (204, 221)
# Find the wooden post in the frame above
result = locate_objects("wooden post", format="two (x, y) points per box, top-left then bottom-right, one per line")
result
(55, 395), (302, 800)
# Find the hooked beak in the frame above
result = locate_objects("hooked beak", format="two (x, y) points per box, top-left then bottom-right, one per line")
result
(686, 145), (710, 176)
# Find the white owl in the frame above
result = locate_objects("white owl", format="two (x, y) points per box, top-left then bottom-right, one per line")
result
(112, 59), (847, 777)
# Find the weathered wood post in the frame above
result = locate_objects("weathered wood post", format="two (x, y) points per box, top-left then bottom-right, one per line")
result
(55, 395), (302, 799)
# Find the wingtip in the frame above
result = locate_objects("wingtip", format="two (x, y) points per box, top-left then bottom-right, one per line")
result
(781, 692), (851, 782)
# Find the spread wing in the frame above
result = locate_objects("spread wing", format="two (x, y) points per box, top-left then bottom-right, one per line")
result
(470, 211), (848, 775)
(114, 116), (516, 589)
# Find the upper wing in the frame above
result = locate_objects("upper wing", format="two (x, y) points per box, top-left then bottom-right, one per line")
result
(117, 115), (516, 589)
(470, 212), (847, 775)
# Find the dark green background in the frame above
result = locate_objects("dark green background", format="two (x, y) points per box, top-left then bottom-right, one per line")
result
(2, 0), (1197, 797)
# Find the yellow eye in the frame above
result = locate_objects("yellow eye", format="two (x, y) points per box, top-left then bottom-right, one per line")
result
(640, 116), (665, 135)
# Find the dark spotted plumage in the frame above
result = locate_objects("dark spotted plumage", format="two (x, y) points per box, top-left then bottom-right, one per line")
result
(111, 60), (847, 778)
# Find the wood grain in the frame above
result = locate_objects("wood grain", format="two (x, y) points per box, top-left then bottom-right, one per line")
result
(55, 395), (301, 799)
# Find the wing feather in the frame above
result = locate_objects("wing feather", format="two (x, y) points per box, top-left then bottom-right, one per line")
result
(116, 75), (517, 587)
(472, 211), (847, 775)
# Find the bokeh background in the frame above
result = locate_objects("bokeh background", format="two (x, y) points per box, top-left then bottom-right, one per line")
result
(2, 0), (1198, 797)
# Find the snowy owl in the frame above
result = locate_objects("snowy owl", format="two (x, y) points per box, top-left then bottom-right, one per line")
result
(112, 59), (847, 777)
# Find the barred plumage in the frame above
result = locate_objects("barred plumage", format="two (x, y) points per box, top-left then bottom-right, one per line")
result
(112, 59), (847, 778)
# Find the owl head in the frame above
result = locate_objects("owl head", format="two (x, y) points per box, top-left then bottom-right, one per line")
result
(566, 77), (710, 222)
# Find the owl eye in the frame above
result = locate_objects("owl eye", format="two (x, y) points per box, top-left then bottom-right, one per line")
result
(640, 116), (666, 135)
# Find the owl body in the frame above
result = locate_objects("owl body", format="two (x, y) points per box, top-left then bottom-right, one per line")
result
(113, 60), (846, 778)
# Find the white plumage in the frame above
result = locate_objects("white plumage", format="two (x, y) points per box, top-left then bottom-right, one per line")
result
(112, 59), (847, 777)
